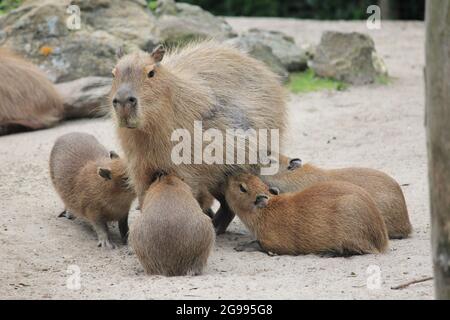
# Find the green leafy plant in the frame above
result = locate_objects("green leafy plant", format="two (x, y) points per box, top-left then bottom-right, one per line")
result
(148, 0), (158, 11)
(287, 69), (348, 94)
(0, 0), (22, 14)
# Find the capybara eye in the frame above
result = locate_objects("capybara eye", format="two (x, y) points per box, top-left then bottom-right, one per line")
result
(148, 70), (155, 78)
(239, 184), (247, 193)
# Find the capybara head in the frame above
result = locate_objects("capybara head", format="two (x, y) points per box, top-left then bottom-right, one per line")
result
(110, 45), (167, 129)
(226, 174), (279, 214)
(147, 170), (191, 193)
(97, 152), (133, 193)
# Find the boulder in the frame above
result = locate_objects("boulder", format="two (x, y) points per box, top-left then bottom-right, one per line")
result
(56, 77), (112, 119)
(242, 28), (311, 71)
(154, 0), (236, 47)
(226, 37), (289, 82)
(0, 0), (159, 83)
(310, 31), (388, 85)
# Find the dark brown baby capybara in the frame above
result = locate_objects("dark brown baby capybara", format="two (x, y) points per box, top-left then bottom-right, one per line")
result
(226, 173), (389, 256)
(129, 172), (215, 276)
(50, 132), (136, 248)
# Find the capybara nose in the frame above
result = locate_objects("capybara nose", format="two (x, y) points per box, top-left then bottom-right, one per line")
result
(255, 194), (269, 208)
(113, 96), (137, 109)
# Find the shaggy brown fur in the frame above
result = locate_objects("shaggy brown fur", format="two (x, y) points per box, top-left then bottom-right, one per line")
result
(226, 173), (389, 256)
(260, 157), (412, 239)
(0, 48), (63, 135)
(110, 41), (288, 234)
(49, 132), (136, 249)
(129, 172), (215, 276)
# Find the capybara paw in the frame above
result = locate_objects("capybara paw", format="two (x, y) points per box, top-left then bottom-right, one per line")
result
(234, 240), (264, 253)
(97, 239), (116, 249)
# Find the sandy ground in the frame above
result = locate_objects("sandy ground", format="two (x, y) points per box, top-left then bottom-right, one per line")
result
(0, 18), (432, 299)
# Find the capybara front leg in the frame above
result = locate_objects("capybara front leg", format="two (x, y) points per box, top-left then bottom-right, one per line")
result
(234, 240), (265, 253)
(212, 198), (235, 235)
(119, 214), (129, 244)
(92, 219), (115, 249)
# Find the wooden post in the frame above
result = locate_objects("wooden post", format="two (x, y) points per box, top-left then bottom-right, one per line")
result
(425, 0), (450, 299)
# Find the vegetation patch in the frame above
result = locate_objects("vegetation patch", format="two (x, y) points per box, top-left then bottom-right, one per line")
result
(287, 69), (347, 94)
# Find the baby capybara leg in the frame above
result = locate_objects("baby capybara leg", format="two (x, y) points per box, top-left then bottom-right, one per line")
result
(91, 218), (114, 249)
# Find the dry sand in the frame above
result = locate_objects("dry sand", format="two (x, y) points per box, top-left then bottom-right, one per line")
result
(0, 18), (432, 299)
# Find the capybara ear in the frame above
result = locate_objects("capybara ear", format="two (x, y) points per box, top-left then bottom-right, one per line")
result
(255, 194), (269, 208)
(151, 45), (165, 63)
(109, 151), (119, 159)
(98, 168), (112, 180)
(269, 187), (280, 195)
(150, 169), (167, 184)
(288, 158), (302, 170)
(116, 46), (125, 59)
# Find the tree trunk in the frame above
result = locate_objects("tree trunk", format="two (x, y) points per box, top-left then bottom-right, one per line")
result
(378, 0), (393, 20)
(425, 0), (450, 299)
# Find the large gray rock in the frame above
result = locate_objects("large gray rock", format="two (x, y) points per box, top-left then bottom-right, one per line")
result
(226, 36), (289, 83)
(310, 31), (388, 85)
(0, 0), (159, 83)
(242, 28), (311, 72)
(56, 77), (111, 119)
(154, 0), (236, 47)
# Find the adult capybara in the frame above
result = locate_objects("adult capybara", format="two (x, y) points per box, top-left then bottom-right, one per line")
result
(0, 48), (63, 135)
(260, 157), (412, 239)
(110, 41), (288, 234)
(50, 132), (136, 249)
(226, 173), (389, 256)
(129, 171), (215, 276)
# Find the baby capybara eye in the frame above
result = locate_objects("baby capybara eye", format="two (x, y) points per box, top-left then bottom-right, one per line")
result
(239, 184), (247, 193)
(148, 70), (155, 78)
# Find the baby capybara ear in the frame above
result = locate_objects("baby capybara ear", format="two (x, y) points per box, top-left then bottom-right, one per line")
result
(150, 169), (167, 184)
(288, 158), (302, 170)
(269, 187), (280, 195)
(109, 151), (119, 159)
(98, 168), (112, 180)
(151, 45), (165, 63)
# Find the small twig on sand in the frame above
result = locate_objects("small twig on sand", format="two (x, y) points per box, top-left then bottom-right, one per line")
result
(391, 277), (433, 290)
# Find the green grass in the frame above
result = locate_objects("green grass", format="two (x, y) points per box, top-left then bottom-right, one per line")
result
(375, 74), (391, 85)
(287, 69), (347, 94)
(148, 0), (158, 11)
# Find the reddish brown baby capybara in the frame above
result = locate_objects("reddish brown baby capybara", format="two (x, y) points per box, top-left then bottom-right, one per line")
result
(260, 157), (412, 239)
(226, 173), (389, 256)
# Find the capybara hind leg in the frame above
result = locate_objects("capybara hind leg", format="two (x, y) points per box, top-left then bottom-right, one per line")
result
(92, 219), (115, 249)
(212, 199), (235, 235)
(118, 215), (129, 244)
(234, 240), (264, 253)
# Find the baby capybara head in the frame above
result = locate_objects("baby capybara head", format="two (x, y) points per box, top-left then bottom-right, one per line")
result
(145, 170), (191, 194)
(97, 151), (134, 193)
(110, 45), (167, 129)
(226, 173), (279, 214)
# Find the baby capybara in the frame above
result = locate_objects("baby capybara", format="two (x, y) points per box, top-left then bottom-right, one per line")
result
(226, 173), (388, 256)
(110, 41), (288, 234)
(129, 172), (215, 276)
(50, 132), (135, 249)
(260, 157), (412, 239)
(0, 48), (63, 135)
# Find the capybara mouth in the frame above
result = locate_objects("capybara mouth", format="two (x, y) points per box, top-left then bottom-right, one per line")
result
(118, 118), (139, 129)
